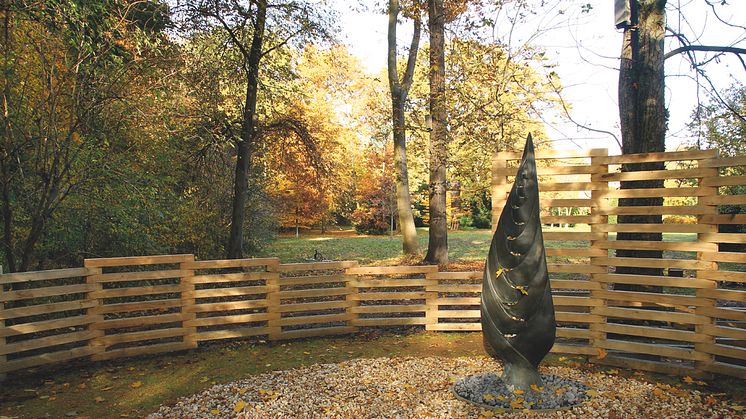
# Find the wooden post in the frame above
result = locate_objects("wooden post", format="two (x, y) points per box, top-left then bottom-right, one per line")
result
(266, 260), (282, 341)
(695, 151), (720, 377)
(589, 150), (610, 360)
(180, 256), (197, 349)
(491, 153), (509, 232)
(345, 262), (360, 332)
(1, 272), (6, 381)
(424, 271), (439, 331)
(83, 262), (106, 360)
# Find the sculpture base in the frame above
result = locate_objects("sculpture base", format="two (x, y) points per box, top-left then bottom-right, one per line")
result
(452, 372), (589, 411)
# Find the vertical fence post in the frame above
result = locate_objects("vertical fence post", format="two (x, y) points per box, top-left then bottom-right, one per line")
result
(589, 150), (610, 360)
(266, 259), (282, 341)
(695, 151), (720, 377)
(0, 272), (6, 381)
(491, 152), (510, 233)
(344, 262), (360, 332)
(84, 261), (105, 360)
(424, 270), (439, 331)
(180, 255), (197, 349)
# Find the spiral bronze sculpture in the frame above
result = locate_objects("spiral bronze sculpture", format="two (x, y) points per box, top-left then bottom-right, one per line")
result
(481, 134), (556, 390)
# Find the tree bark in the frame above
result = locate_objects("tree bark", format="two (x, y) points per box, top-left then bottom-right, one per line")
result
(617, 0), (667, 289)
(1, 0), (15, 272)
(424, 0), (448, 265)
(387, 0), (421, 256)
(227, 0), (267, 259)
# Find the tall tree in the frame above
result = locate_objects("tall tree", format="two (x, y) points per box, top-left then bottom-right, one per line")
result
(424, 0), (448, 265)
(387, 0), (421, 256)
(615, 0), (667, 284)
(182, 0), (333, 259)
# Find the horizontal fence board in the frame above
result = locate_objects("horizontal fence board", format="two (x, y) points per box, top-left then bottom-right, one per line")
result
(90, 313), (185, 330)
(546, 248), (606, 257)
(496, 148), (609, 160)
(550, 280), (601, 290)
(429, 285), (481, 293)
(699, 155), (746, 168)
(0, 284), (97, 302)
(186, 300), (269, 313)
(351, 292), (426, 301)
(593, 168), (715, 182)
(277, 313), (351, 327)
(597, 187), (709, 199)
(596, 307), (708, 324)
(700, 252), (746, 263)
(93, 342), (192, 361)
(427, 323), (481, 331)
(94, 298), (182, 315)
(196, 328), (269, 342)
(98, 328), (187, 346)
(547, 264), (607, 274)
(594, 257), (715, 271)
(595, 240), (716, 252)
(698, 289), (746, 302)
(596, 273), (715, 289)
(555, 312), (602, 323)
(85, 254), (193, 268)
(698, 214), (746, 225)
(553, 296), (603, 307)
(353, 279), (429, 287)
(696, 270), (746, 283)
(426, 271), (482, 280)
(89, 270), (188, 283)
(0, 346), (96, 373)
(1, 300), (97, 320)
(183, 258), (279, 270)
(540, 198), (594, 207)
(541, 215), (599, 224)
(193, 272), (276, 284)
(696, 306), (746, 321)
(544, 232), (604, 241)
(279, 288), (348, 299)
(594, 149), (717, 164)
(276, 300), (350, 313)
(0, 315), (98, 338)
(0, 330), (98, 356)
(593, 223), (712, 233)
(596, 323), (708, 343)
(90, 284), (183, 299)
(701, 175), (746, 187)
(700, 324), (746, 340)
(556, 327), (592, 339)
(277, 261), (358, 272)
(346, 266), (438, 275)
(279, 275), (347, 286)
(595, 290), (701, 307)
(0, 268), (92, 285)
(697, 343), (746, 361)
(432, 297), (481, 305)
(598, 339), (708, 361)
(495, 165), (603, 176)
(194, 286), (270, 299)
(700, 194), (746, 206)
(185, 313), (269, 327)
(598, 355), (701, 378)
(435, 309), (480, 318)
(350, 304), (426, 314)
(353, 317), (427, 327)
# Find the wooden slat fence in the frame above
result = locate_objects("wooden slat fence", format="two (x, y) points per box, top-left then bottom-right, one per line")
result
(0, 149), (743, 380)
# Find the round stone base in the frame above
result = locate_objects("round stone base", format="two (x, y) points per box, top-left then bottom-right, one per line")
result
(452, 372), (589, 411)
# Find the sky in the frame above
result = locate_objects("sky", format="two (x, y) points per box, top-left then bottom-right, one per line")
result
(334, 0), (745, 154)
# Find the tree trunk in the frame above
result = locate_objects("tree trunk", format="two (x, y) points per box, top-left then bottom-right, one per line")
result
(1, 0), (15, 272)
(424, 0), (448, 265)
(227, 0), (267, 259)
(616, 0), (666, 289)
(387, 0), (420, 256)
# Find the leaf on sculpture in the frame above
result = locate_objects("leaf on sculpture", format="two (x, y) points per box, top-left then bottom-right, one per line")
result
(480, 134), (556, 390)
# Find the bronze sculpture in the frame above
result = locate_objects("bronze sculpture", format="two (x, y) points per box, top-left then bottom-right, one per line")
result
(480, 133), (556, 391)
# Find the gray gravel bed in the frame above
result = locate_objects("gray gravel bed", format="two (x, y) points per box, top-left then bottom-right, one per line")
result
(148, 357), (744, 418)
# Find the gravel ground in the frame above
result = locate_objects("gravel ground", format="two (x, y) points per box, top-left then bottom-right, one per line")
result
(148, 357), (744, 418)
